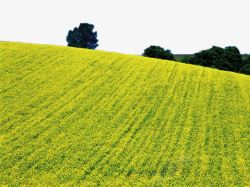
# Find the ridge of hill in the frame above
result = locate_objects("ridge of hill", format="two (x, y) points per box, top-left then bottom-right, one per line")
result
(1, 42), (249, 186)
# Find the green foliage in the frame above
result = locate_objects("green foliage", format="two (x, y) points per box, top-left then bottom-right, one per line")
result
(187, 46), (248, 74)
(190, 46), (225, 68)
(224, 46), (242, 71)
(1, 42), (250, 186)
(240, 57), (250, 74)
(240, 64), (250, 74)
(66, 23), (98, 49)
(179, 55), (193, 63)
(143, 45), (175, 60)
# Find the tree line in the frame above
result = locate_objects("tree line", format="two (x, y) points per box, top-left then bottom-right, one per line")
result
(66, 23), (250, 75)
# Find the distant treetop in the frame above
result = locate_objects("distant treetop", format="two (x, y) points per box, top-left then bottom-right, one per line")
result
(66, 23), (98, 49)
(143, 45), (175, 60)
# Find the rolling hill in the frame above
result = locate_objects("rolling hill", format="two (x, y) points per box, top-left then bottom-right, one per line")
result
(1, 42), (249, 186)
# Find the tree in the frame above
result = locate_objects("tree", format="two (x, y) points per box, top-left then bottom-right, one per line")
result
(189, 46), (243, 72)
(223, 46), (242, 71)
(190, 46), (225, 69)
(180, 55), (193, 63)
(240, 56), (250, 75)
(143, 46), (175, 60)
(66, 23), (98, 49)
(240, 64), (250, 75)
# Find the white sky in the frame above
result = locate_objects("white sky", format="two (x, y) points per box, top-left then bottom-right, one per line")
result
(1, 0), (249, 54)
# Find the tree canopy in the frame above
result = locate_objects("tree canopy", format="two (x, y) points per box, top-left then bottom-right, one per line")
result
(143, 46), (175, 60)
(66, 23), (98, 49)
(189, 46), (244, 71)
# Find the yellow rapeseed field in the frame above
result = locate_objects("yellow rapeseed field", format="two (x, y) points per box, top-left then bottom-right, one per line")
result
(1, 42), (249, 186)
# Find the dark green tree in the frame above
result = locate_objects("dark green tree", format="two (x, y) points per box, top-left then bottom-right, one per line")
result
(223, 46), (242, 71)
(240, 64), (250, 74)
(179, 55), (193, 63)
(240, 56), (250, 74)
(190, 46), (225, 69)
(66, 23), (98, 49)
(189, 46), (243, 72)
(143, 46), (175, 60)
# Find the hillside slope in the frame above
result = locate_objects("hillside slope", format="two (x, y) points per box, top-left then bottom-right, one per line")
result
(1, 42), (249, 186)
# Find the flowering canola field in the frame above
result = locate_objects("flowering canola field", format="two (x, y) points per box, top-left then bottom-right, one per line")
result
(1, 42), (249, 186)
